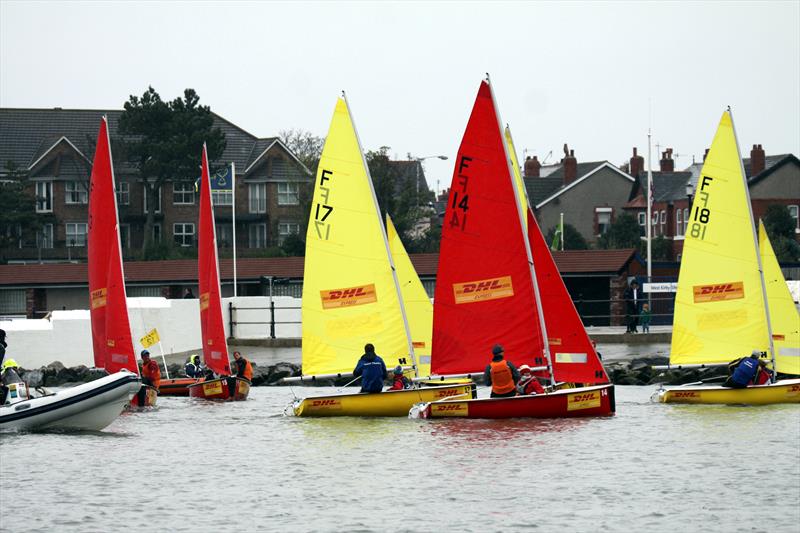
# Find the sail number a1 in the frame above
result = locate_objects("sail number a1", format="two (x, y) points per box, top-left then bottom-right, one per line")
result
(314, 169), (334, 240)
(448, 156), (471, 230)
(690, 175), (713, 240)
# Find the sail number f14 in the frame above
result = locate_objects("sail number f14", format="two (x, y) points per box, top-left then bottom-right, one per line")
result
(690, 175), (713, 240)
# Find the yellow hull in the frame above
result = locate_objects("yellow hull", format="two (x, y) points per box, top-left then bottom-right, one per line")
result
(659, 379), (800, 405)
(293, 383), (476, 417)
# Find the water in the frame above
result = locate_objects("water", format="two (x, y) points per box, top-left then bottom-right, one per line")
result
(1, 385), (798, 532)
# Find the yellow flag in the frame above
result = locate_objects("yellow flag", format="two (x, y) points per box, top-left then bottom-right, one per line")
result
(301, 97), (411, 376)
(504, 125), (529, 229)
(139, 328), (160, 349)
(759, 221), (800, 375)
(670, 111), (769, 365)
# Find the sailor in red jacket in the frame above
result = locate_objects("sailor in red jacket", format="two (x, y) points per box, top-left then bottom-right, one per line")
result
(517, 364), (545, 395)
(388, 366), (411, 391)
(137, 350), (161, 406)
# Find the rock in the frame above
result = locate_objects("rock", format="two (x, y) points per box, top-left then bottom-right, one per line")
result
(266, 362), (301, 385)
(21, 369), (44, 388)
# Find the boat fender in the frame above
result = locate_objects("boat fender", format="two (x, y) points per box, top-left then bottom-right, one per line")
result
(14, 402), (31, 411)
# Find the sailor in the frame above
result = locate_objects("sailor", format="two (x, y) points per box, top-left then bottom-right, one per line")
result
(723, 349), (762, 388)
(484, 344), (520, 398)
(232, 351), (253, 382)
(517, 364), (545, 395)
(138, 350), (161, 405)
(1, 358), (23, 404)
(185, 354), (203, 378)
(353, 343), (387, 393)
(388, 365), (412, 391)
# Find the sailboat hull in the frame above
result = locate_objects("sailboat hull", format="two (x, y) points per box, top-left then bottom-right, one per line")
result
(293, 383), (476, 417)
(658, 379), (800, 405)
(421, 384), (615, 419)
(188, 377), (250, 401)
(129, 385), (158, 408)
(158, 378), (200, 397)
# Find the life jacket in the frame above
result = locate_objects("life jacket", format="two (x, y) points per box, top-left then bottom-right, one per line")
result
(142, 359), (161, 390)
(490, 360), (516, 394)
(389, 376), (409, 391)
(754, 366), (772, 385)
(238, 358), (253, 381)
(731, 357), (759, 386)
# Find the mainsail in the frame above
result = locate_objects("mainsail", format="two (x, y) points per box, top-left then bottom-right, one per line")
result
(759, 221), (800, 375)
(198, 144), (231, 376)
(387, 215), (433, 376)
(670, 110), (771, 365)
(432, 81), (544, 375)
(301, 96), (415, 377)
(87, 117), (138, 374)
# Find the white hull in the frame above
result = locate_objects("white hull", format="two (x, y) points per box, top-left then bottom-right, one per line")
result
(0, 371), (141, 431)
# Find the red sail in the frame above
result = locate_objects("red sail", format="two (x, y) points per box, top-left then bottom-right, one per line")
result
(527, 209), (609, 384)
(87, 117), (137, 374)
(198, 145), (231, 376)
(432, 81), (544, 375)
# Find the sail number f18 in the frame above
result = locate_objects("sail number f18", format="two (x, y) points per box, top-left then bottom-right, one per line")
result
(690, 175), (713, 240)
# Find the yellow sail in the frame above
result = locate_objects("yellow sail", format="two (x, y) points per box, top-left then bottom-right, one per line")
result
(669, 111), (769, 365)
(504, 125), (529, 228)
(386, 215), (432, 376)
(301, 97), (411, 376)
(759, 221), (800, 375)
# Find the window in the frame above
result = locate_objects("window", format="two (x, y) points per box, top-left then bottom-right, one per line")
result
(143, 185), (162, 213)
(3, 224), (22, 248)
(0, 289), (26, 315)
(682, 208), (689, 235)
(660, 210), (666, 235)
(277, 182), (299, 206)
(116, 182), (130, 206)
(37, 224), (53, 249)
(676, 209), (683, 237)
(248, 223), (267, 248)
(595, 207), (612, 235)
(216, 223), (233, 247)
(152, 223), (162, 244)
(173, 182), (195, 205)
(66, 223), (88, 247)
(119, 224), (130, 249)
(249, 183), (266, 213)
(212, 190), (233, 206)
(65, 181), (88, 204)
(278, 222), (300, 244)
(789, 205), (799, 233)
(637, 212), (646, 226)
(36, 181), (53, 213)
(173, 223), (195, 247)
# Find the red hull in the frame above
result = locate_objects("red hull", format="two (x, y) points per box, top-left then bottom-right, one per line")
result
(129, 385), (158, 407)
(422, 384), (615, 419)
(187, 377), (250, 401)
(158, 378), (200, 397)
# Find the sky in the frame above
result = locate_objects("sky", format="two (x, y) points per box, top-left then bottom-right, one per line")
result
(1, 1), (798, 193)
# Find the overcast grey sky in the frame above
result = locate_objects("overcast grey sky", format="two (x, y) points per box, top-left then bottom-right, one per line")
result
(1, 1), (798, 192)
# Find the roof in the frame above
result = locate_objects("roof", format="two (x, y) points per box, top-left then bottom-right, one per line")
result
(0, 249), (642, 287)
(628, 172), (693, 204)
(524, 161), (604, 205)
(532, 161), (635, 209)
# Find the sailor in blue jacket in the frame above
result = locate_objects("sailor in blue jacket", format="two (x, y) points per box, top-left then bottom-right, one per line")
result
(353, 343), (387, 393)
(723, 350), (762, 388)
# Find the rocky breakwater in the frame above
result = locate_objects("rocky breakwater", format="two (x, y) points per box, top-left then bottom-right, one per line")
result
(605, 355), (729, 386)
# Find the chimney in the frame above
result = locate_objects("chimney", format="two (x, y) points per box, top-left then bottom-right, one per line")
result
(659, 148), (674, 172)
(562, 146), (577, 185)
(629, 147), (644, 177)
(524, 155), (541, 178)
(750, 144), (765, 176)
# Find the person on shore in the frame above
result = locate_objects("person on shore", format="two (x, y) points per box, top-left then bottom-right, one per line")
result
(517, 364), (545, 395)
(484, 344), (520, 398)
(138, 350), (161, 405)
(640, 303), (651, 334)
(722, 350), (762, 388)
(353, 343), (387, 394)
(185, 354), (203, 378)
(624, 280), (641, 333)
(183, 288), (195, 299)
(388, 365), (411, 391)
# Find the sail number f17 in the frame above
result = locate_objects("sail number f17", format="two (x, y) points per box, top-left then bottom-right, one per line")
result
(690, 175), (713, 240)
(314, 169), (334, 240)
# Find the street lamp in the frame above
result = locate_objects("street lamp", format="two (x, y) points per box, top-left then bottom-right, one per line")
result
(414, 155), (448, 205)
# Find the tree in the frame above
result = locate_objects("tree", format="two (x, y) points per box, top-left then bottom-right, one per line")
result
(0, 162), (49, 259)
(651, 236), (671, 261)
(763, 204), (800, 262)
(280, 233), (305, 256)
(545, 223), (589, 250)
(279, 129), (324, 175)
(118, 87), (226, 250)
(597, 213), (643, 250)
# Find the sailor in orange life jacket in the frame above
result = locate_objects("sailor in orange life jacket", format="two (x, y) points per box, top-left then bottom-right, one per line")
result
(483, 344), (520, 398)
(232, 351), (253, 381)
(517, 364), (545, 395)
(138, 350), (161, 405)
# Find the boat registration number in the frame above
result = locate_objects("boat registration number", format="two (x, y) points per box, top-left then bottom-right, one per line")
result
(567, 391), (601, 411)
(203, 381), (223, 396)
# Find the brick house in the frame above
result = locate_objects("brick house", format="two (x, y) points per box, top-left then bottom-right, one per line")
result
(0, 108), (312, 262)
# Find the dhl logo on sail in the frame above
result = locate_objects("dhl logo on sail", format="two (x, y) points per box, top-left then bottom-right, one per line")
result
(453, 276), (514, 304)
(412, 341), (426, 348)
(320, 284), (377, 309)
(91, 288), (107, 309)
(199, 293), (210, 311)
(693, 282), (744, 303)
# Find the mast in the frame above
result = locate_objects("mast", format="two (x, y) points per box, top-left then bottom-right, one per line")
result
(341, 91), (419, 378)
(728, 108), (777, 381)
(486, 74), (555, 385)
(231, 162), (238, 297)
(646, 129), (653, 304)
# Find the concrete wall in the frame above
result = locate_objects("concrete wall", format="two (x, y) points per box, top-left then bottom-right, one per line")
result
(1, 295), (301, 369)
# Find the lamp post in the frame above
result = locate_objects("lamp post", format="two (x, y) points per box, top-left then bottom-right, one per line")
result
(414, 155), (448, 206)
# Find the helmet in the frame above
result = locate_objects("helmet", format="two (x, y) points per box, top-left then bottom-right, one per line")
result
(519, 364), (532, 375)
(1, 358), (19, 371)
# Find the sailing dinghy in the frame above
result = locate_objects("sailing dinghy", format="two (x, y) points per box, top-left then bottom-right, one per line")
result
(289, 94), (474, 417)
(419, 79), (614, 419)
(188, 144), (250, 401)
(657, 110), (800, 404)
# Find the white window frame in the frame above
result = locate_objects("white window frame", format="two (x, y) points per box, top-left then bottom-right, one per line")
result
(595, 207), (612, 236)
(173, 182), (195, 205)
(143, 185), (162, 214)
(278, 221), (300, 244)
(66, 222), (88, 247)
(173, 223), (195, 247)
(248, 223), (267, 248)
(789, 205), (799, 234)
(37, 223), (54, 249)
(3, 224), (22, 249)
(676, 208), (683, 237)
(682, 208), (689, 236)
(249, 183), (267, 213)
(212, 190), (233, 206)
(116, 182), (130, 206)
(36, 181), (53, 213)
(637, 212), (646, 226)
(277, 182), (300, 206)
(65, 181), (88, 204)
